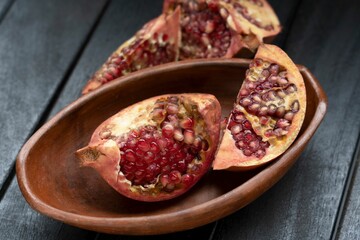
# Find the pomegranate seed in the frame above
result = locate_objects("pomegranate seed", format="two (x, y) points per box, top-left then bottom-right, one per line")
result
(284, 111), (294, 121)
(184, 129), (195, 144)
(249, 140), (260, 150)
(269, 64), (279, 74)
(124, 149), (137, 162)
(276, 119), (290, 128)
(275, 106), (285, 118)
(181, 174), (194, 185)
(291, 100), (300, 112)
(160, 174), (169, 186)
(137, 139), (150, 152)
(166, 103), (179, 114)
(162, 124), (174, 138)
(258, 106), (268, 116)
(169, 170), (182, 184)
(173, 129), (184, 141)
(276, 90), (286, 99)
(180, 117), (194, 129)
(243, 149), (253, 156)
(286, 84), (297, 93)
(152, 108), (165, 121)
(231, 124), (242, 135)
(255, 149), (266, 158)
(243, 120), (252, 130)
(260, 116), (269, 125)
(239, 88), (249, 96)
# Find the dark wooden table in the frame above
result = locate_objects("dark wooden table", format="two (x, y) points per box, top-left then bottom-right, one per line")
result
(1, 0), (359, 239)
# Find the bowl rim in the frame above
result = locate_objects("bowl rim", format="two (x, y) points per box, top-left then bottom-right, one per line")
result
(16, 58), (328, 235)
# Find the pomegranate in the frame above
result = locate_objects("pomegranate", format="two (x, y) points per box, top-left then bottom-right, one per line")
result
(82, 7), (181, 94)
(213, 0), (281, 51)
(76, 94), (221, 201)
(163, 0), (244, 59)
(163, 0), (280, 58)
(213, 44), (306, 170)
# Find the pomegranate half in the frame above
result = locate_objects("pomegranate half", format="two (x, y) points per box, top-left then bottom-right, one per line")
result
(76, 94), (221, 201)
(213, 44), (306, 170)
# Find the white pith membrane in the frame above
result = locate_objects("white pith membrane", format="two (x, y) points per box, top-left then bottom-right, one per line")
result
(227, 57), (301, 159)
(98, 96), (211, 195)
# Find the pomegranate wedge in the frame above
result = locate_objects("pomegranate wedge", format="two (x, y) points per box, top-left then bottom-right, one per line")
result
(82, 7), (181, 94)
(213, 44), (306, 170)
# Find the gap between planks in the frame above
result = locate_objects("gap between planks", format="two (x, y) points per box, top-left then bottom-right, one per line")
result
(331, 133), (360, 240)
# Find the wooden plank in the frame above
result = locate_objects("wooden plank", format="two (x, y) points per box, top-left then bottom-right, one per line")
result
(0, 0), (107, 239)
(0, 0), (106, 189)
(268, 0), (302, 46)
(96, 224), (216, 240)
(0, 180), (96, 239)
(0, 0), (13, 24)
(337, 144), (360, 240)
(211, 0), (360, 239)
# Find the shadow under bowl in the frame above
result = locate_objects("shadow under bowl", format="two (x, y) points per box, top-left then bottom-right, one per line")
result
(16, 58), (327, 235)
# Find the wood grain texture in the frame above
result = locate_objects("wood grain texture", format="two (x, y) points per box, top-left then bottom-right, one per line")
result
(0, 179), (96, 240)
(0, 0), (13, 24)
(337, 145), (360, 240)
(0, 0), (107, 239)
(211, 0), (360, 239)
(0, 0), (107, 190)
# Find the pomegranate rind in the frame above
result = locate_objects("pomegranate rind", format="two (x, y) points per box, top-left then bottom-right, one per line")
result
(213, 44), (306, 170)
(214, 0), (281, 44)
(76, 94), (221, 201)
(82, 7), (181, 94)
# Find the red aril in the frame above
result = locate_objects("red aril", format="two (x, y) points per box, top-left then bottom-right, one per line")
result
(76, 94), (221, 201)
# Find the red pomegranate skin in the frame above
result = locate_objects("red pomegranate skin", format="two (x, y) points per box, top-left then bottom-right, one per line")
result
(76, 94), (222, 202)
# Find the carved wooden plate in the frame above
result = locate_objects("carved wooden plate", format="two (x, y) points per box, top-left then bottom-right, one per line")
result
(16, 59), (327, 235)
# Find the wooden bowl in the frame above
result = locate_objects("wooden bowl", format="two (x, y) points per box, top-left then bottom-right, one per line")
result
(16, 59), (327, 235)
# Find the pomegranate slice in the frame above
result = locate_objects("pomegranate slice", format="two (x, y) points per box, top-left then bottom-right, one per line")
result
(213, 44), (306, 170)
(76, 94), (221, 201)
(82, 7), (181, 94)
(213, 0), (281, 51)
(163, 0), (244, 59)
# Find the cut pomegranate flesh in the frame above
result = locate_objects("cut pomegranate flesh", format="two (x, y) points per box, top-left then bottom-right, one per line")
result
(82, 7), (181, 94)
(164, 0), (244, 59)
(213, 44), (306, 170)
(76, 94), (221, 201)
